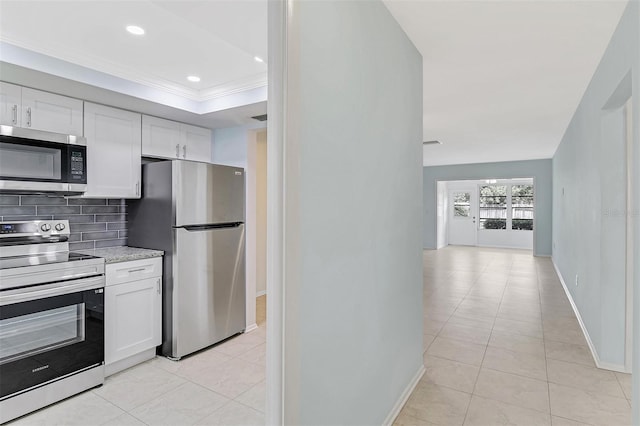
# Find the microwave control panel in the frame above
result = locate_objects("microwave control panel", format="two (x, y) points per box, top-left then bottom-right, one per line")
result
(68, 148), (86, 182)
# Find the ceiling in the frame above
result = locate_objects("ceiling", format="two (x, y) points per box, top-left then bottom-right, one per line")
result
(0, 0), (268, 128)
(0, 0), (267, 101)
(384, 0), (629, 166)
(0, 0), (629, 165)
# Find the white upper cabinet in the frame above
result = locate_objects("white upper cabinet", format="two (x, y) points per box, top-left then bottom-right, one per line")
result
(0, 82), (22, 127)
(142, 115), (181, 159)
(181, 123), (212, 162)
(142, 114), (212, 163)
(83, 103), (141, 198)
(0, 83), (83, 135)
(21, 88), (83, 136)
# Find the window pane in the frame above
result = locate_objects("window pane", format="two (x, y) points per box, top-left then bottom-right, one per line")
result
(512, 185), (534, 230)
(453, 192), (470, 217)
(479, 185), (507, 229)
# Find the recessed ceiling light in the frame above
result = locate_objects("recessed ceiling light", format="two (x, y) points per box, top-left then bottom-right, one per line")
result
(187, 75), (201, 83)
(126, 25), (145, 36)
(254, 56), (264, 63)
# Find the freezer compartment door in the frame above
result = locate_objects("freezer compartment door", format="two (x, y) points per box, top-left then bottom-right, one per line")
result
(172, 224), (246, 358)
(174, 161), (245, 226)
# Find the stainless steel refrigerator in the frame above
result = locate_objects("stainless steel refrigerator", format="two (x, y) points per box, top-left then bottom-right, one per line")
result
(128, 160), (246, 360)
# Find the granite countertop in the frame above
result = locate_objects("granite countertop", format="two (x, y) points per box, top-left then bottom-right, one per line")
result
(76, 246), (164, 264)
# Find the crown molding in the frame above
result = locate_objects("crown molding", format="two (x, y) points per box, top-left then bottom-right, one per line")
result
(199, 72), (268, 101)
(0, 36), (267, 103)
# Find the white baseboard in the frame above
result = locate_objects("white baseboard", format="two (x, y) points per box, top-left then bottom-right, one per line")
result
(256, 290), (267, 297)
(477, 243), (533, 251)
(551, 258), (628, 373)
(244, 323), (259, 333)
(105, 348), (156, 377)
(382, 365), (425, 426)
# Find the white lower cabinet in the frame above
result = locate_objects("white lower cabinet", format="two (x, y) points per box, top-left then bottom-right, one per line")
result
(105, 257), (162, 376)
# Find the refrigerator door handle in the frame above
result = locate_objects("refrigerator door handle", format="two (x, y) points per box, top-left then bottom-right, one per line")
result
(180, 222), (244, 231)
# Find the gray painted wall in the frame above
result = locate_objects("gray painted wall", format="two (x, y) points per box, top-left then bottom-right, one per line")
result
(423, 159), (553, 256)
(211, 126), (249, 168)
(634, 3), (640, 421)
(280, 1), (424, 424)
(552, 0), (638, 375)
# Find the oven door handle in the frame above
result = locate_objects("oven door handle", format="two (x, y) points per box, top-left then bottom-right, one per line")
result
(0, 275), (105, 306)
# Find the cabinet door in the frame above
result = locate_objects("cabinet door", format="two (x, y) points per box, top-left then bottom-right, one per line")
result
(105, 277), (162, 365)
(181, 123), (211, 162)
(142, 115), (181, 159)
(83, 103), (141, 198)
(21, 87), (83, 135)
(0, 82), (21, 126)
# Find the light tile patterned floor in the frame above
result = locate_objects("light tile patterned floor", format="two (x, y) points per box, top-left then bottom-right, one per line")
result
(10, 248), (634, 425)
(396, 246), (632, 426)
(10, 296), (267, 426)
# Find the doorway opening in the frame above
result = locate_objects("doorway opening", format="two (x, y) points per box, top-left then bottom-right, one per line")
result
(437, 178), (535, 251)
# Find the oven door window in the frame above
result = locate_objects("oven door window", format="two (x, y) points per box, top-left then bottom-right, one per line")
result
(0, 304), (84, 365)
(0, 289), (103, 399)
(0, 141), (62, 181)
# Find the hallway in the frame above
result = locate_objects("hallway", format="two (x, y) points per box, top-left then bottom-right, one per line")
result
(396, 246), (632, 426)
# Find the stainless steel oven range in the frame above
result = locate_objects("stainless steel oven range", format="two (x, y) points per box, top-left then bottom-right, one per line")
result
(0, 220), (105, 424)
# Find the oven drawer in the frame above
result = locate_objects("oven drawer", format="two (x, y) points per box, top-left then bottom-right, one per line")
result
(106, 257), (162, 286)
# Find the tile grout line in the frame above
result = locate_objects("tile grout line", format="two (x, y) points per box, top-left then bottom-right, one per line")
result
(536, 259), (553, 425)
(460, 256), (512, 425)
(613, 364), (632, 402)
(91, 388), (150, 426)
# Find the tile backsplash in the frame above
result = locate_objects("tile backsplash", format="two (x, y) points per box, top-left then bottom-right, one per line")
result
(0, 194), (127, 251)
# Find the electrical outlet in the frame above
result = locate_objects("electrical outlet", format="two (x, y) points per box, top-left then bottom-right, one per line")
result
(575, 274), (579, 286)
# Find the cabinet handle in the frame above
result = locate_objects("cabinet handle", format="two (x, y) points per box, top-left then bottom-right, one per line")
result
(128, 268), (146, 273)
(183, 145), (187, 158)
(26, 107), (32, 127)
(176, 144), (180, 158)
(157, 278), (161, 294)
(136, 182), (139, 196)
(12, 105), (17, 125)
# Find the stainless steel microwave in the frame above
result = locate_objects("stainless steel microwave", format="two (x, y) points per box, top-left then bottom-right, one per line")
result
(0, 126), (87, 194)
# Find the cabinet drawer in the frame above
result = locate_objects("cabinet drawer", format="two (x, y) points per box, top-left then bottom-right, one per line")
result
(106, 257), (162, 286)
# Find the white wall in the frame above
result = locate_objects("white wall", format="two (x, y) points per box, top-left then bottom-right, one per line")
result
(211, 127), (249, 168)
(477, 229), (533, 250)
(268, 0), (424, 424)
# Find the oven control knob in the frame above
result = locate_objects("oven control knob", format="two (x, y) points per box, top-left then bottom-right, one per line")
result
(40, 223), (51, 232)
(55, 223), (66, 232)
